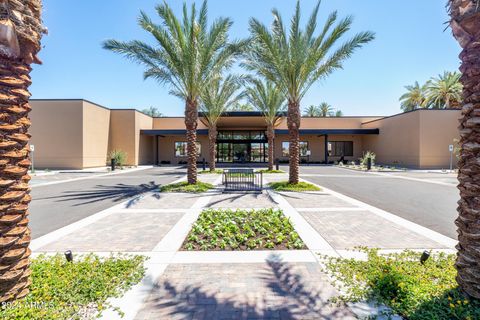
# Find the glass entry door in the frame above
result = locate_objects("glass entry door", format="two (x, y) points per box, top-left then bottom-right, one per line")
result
(233, 143), (249, 163)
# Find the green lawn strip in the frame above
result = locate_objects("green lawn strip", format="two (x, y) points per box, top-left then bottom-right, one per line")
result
(268, 181), (321, 192)
(160, 181), (214, 193)
(182, 208), (306, 250)
(0, 254), (146, 319)
(321, 248), (480, 320)
(198, 169), (223, 174)
(256, 169), (285, 174)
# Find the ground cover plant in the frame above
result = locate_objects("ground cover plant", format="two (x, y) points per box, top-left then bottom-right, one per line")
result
(160, 181), (214, 193)
(322, 248), (480, 319)
(0, 254), (146, 319)
(269, 181), (321, 192)
(182, 208), (306, 250)
(256, 169), (285, 174)
(198, 169), (223, 174)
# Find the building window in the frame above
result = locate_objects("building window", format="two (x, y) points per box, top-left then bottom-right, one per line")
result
(328, 141), (353, 157)
(175, 141), (201, 157)
(282, 141), (309, 157)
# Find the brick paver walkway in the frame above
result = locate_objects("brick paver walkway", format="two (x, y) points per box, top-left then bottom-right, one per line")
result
(32, 172), (455, 320)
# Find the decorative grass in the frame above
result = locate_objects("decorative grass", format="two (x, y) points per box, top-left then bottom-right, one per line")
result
(198, 169), (223, 174)
(268, 181), (321, 192)
(256, 169), (285, 174)
(182, 208), (306, 250)
(160, 181), (214, 193)
(0, 254), (146, 319)
(322, 248), (480, 320)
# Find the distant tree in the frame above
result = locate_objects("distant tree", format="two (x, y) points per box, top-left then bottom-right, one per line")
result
(319, 102), (334, 117)
(424, 71), (463, 109)
(303, 105), (321, 117)
(201, 76), (243, 171)
(334, 110), (343, 117)
(141, 106), (163, 117)
(399, 81), (427, 112)
(229, 102), (254, 111)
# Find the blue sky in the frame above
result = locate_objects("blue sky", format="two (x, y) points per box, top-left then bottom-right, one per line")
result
(30, 0), (461, 116)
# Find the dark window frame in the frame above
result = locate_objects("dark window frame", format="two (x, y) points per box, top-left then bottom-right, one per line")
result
(328, 141), (353, 157)
(281, 141), (309, 157)
(174, 141), (201, 157)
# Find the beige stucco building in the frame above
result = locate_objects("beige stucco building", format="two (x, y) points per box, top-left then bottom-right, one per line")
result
(29, 99), (460, 169)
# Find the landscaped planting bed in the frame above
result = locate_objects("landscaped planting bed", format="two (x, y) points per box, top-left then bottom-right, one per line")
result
(322, 248), (480, 319)
(182, 208), (306, 250)
(0, 254), (146, 319)
(160, 181), (214, 193)
(268, 181), (321, 192)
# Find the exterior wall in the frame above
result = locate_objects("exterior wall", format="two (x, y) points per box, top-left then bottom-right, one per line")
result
(276, 117), (381, 130)
(135, 112), (153, 165)
(29, 100), (84, 169)
(153, 117), (208, 130)
(157, 135), (209, 165)
(361, 110), (461, 168)
(419, 110), (460, 168)
(82, 101), (110, 167)
(109, 110), (137, 165)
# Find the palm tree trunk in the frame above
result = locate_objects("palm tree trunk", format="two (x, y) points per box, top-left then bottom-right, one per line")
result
(449, 0), (480, 299)
(208, 125), (217, 172)
(287, 100), (300, 184)
(185, 98), (198, 184)
(267, 124), (274, 171)
(0, 1), (43, 303)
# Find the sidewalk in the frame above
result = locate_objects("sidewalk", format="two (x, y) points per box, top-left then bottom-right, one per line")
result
(31, 172), (456, 319)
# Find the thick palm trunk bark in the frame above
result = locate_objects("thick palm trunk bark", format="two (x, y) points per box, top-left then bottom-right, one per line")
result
(185, 99), (198, 184)
(0, 1), (43, 303)
(449, 0), (480, 299)
(287, 100), (300, 184)
(267, 124), (274, 171)
(208, 125), (217, 172)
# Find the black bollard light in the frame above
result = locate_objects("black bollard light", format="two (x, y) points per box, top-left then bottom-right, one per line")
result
(367, 157), (372, 171)
(420, 250), (430, 264)
(64, 250), (73, 262)
(275, 158), (279, 171)
(202, 158), (206, 171)
(111, 158), (116, 171)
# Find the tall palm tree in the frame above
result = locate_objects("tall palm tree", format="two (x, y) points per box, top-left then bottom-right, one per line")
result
(103, 1), (244, 184)
(229, 102), (254, 111)
(424, 71), (463, 109)
(0, 1), (44, 302)
(200, 75), (242, 172)
(245, 1), (374, 183)
(245, 79), (286, 171)
(319, 102), (334, 117)
(399, 81), (427, 112)
(448, 0), (480, 299)
(303, 105), (320, 117)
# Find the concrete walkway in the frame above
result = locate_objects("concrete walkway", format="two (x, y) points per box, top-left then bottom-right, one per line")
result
(31, 172), (456, 320)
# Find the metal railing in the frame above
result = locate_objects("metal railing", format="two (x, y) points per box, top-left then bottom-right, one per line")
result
(222, 168), (263, 192)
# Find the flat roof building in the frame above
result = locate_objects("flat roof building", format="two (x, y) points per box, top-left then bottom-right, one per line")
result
(29, 99), (461, 169)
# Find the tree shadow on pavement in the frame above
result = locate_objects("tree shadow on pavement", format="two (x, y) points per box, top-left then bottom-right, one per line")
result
(137, 254), (354, 319)
(39, 181), (159, 206)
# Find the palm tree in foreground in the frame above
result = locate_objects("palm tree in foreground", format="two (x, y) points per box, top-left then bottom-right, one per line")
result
(303, 105), (320, 117)
(448, 0), (480, 299)
(399, 81), (427, 112)
(201, 76), (242, 172)
(245, 79), (285, 171)
(424, 71), (463, 109)
(246, 1), (374, 183)
(104, 0), (244, 184)
(0, 1), (44, 302)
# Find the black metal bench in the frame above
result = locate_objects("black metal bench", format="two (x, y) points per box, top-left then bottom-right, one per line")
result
(222, 168), (263, 192)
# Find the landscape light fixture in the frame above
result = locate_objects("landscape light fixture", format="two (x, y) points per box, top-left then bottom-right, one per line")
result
(420, 250), (430, 264)
(64, 250), (73, 262)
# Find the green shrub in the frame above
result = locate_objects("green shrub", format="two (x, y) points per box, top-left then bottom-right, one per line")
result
(0, 254), (146, 319)
(160, 181), (214, 193)
(322, 248), (480, 319)
(108, 149), (127, 167)
(269, 181), (321, 192)
(256, 169), (285, 173)
(360, 150), (376, 166)
(198, 169), (223, 174)
(182, 208), (306, 250)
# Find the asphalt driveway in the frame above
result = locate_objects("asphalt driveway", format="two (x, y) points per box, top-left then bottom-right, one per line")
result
(29, 167), (185, 239)
(294, 166), (459, 239)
